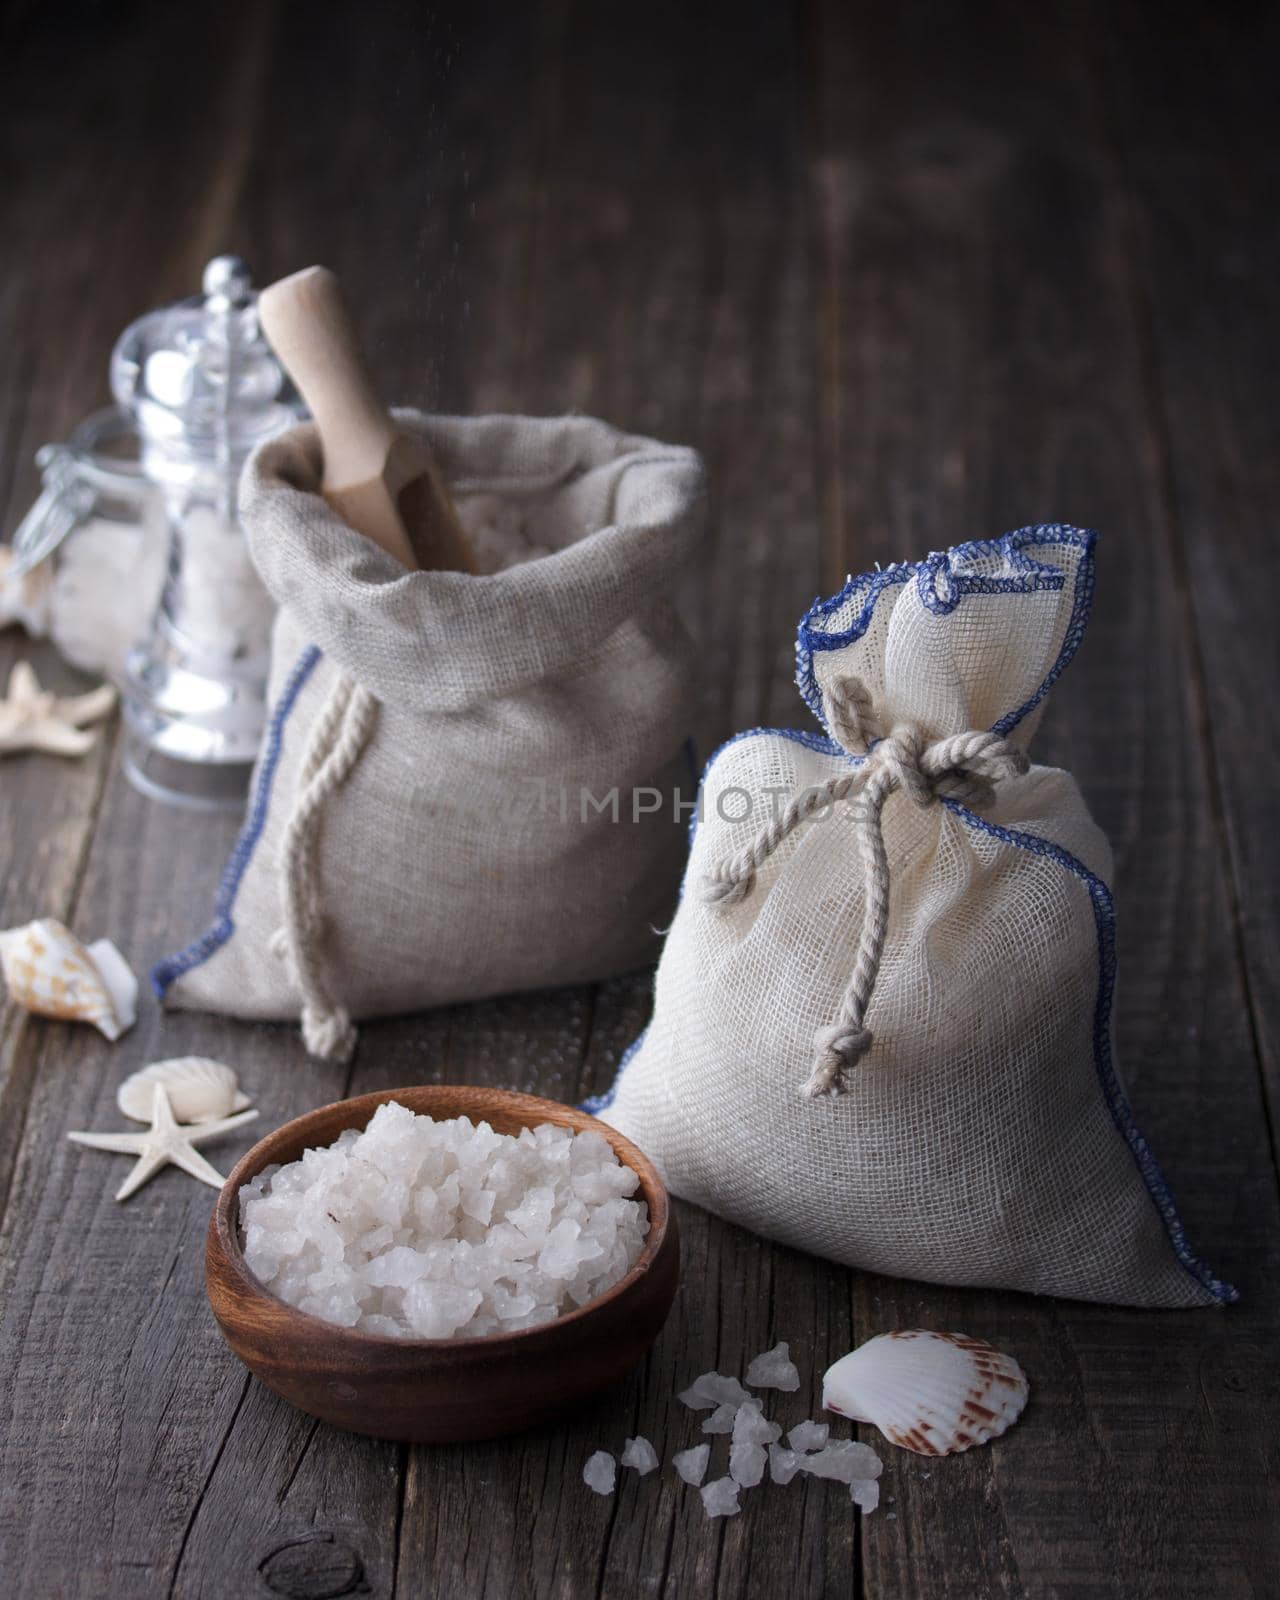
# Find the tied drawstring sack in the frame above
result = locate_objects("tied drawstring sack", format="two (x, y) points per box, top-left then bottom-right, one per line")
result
(597, 527), (1232, 1308)
(154, 413), (705, 1060)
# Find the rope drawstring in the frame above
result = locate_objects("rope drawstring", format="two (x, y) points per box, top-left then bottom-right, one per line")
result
(274, 672), (378, 1063)
(696, 674), (1029, 1099)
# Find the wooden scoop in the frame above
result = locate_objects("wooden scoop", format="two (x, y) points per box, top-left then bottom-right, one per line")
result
(257, 266), (476, 573)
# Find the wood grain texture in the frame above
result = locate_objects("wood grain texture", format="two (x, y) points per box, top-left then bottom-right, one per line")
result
(1099, 2), (1280, 1136)
(0, 0), (1274, 1597)
(812, 2), (1280, 1596)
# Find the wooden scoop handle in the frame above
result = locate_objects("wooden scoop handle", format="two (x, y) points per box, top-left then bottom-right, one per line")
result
(258, 267), (475, 573)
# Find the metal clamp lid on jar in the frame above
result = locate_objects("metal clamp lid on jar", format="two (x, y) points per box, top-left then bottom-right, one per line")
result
(8, 258), (297, 576)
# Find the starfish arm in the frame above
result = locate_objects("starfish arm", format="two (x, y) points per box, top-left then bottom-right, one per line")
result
(150, 1084), (178, 1133)
(59, 684), (117, 726)
(7, 660), (42, 702)
(186, 1108), (260, 1145)
(27, 719), (99, 756)
(115, 1149), (169, 1201)
(165, 1141), (228, 1191)
(67, 1130), (147, 1154)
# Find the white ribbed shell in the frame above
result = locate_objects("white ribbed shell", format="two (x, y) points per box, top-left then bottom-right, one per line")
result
(117, 1058), (250, 1124)
(823, 1330), (1028, 1456)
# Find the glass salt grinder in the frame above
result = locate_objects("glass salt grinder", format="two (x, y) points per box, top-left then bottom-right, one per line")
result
(111, 256), (298, 810)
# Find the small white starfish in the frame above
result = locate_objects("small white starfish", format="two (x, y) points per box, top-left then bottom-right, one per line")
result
(0, 659), (116, 757)
(67, 1083), (259, 1201)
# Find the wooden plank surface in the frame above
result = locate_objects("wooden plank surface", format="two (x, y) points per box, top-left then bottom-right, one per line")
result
(812, 5), (1280, 1598)
(0, 2), (1275, 1597)
(1100, 1), (1280, 1124)
(0, 0), (262, 1213)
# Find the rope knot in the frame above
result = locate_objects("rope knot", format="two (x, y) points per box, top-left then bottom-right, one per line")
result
(803, 1021), (874, 1099)
(854, 717), (1031, 816)
(698, 673), (1031, 1097)
(871, 724), (932, 808)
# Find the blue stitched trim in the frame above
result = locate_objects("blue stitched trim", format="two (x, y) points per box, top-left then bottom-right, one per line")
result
(149, 645), (323, 998)
(944, 799), (1236, 1304)
(794, 524), (1098, 735)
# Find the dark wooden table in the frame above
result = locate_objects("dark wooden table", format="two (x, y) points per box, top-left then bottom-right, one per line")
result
(2, 3), (1276, 1596)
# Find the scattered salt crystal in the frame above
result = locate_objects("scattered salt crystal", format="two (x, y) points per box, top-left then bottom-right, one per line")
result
(729, 1439), (767, 1487)
(700, 1476), (742, 1518)
(677, 1371), (750, 1410)
(702, 1402), (739, 1435)
(672, 1444), (710, 1486)
(801, 1439), (883, 1484)
(745, 1340), (800, 1392)
(786, 1420), (829, 1454)
(850, 1478), (880, 1513)
(586, 1330), (887, 1519)
(238, 1103), (648, 1339)
(731, 1399), (781, 1447)
(620, 1436), (659, 1475)
(583, 1451), (616, 1495)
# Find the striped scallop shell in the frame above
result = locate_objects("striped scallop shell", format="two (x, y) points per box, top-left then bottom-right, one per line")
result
(823, 1330), (1028, 1456)
(0, 918), (136, 1041)
(117, 1058), (250, 1124)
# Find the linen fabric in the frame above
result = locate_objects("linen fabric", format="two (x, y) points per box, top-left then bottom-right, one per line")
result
(598, 528), (1231, 1308)
(155, 412), (704, 1046)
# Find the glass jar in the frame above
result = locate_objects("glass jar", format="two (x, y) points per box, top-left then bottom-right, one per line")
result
(11, 405), (168, 681)
(10, 257), (301, 809)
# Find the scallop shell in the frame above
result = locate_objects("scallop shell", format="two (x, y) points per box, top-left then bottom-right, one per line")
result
(0, 917), (136, 1041)
(116, 1057), (250, 1124)
(823, 1330), (1028, 1456)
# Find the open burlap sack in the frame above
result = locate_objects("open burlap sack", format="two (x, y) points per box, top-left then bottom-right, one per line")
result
(154, 412), (704, 1060)
(597, 527), (1231, 1307)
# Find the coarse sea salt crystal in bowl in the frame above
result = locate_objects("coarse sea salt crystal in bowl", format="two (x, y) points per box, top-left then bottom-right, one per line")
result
(205, 1085), (679, 1443)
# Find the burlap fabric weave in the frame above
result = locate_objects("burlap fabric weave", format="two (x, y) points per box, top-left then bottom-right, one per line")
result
(155, 413), (704, 1057)
(598, 527), (1231, 1308)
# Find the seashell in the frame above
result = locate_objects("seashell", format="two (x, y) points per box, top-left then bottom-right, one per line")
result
(822, 1330), (1028, 1456)
(0, 547), (52, 637)
(0, 917), (137, 1041)
(117, 1057), (251, 1125)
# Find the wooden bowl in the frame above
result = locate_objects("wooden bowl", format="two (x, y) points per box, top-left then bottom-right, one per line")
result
(206, 1084), (679, 1443)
